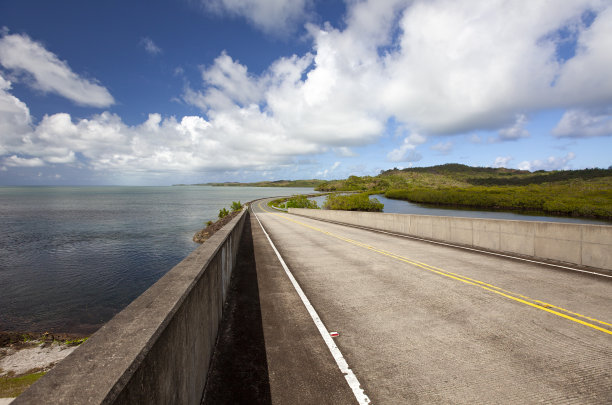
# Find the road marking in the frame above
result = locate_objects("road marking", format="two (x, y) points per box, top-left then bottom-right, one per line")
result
(257, 201), (612, 337)
(314, 219), (612, 280)
(252, 209), (371, 405)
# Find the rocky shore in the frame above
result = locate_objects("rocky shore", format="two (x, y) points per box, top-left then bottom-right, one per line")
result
(193, 209), (241, 243)
(0, 332), (88, 401)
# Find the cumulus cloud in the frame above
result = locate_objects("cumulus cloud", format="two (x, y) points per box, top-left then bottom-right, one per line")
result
(0, 32), (114, 107)
(141, 37), (162, 55)
(493, 156), (513, 168)
(0, 74), (32, 155)
(497, 114), (530, 141)
(185, 40), (385, 147)
(381, 0), (612, 135)
(0, 100), (322, 174)
(3, 155), (45, 167)
(4, 1), (612, 179)
(183, 0), (612, 156)
(518, 152), (576, 171)
(552, 108), (612, 137)
(387, 133), (425, 162)
(201, 0), (312, 35)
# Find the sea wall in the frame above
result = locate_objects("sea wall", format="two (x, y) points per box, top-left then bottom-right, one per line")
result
(14, 209), (248, 404)
(288, 209), (612, 271)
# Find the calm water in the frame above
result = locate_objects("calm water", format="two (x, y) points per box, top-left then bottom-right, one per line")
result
(0, 186), (313, 334)
(309, 194), (611, 225)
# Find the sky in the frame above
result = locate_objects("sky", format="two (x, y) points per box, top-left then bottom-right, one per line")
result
(0, 0), (611, 185)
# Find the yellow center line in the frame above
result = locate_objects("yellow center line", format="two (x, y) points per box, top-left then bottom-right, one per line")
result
(257, 201), (612, 336)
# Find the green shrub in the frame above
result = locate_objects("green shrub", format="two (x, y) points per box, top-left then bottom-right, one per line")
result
(385, 184), (612, 219)
(285, 195), (319, 209)
(231, 201), (243, 211)
(324, 193), (384, 212)
(269, 198), (287, 209)
(218, 208), (229, 219)
(205, 220), (213, 227)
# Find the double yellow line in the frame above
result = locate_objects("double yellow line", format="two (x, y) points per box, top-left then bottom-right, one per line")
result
(257, 201), (612, 336)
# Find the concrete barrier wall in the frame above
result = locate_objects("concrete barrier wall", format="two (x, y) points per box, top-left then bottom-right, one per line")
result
(288, 209), (612, 271)
(15, 209), (248, 405)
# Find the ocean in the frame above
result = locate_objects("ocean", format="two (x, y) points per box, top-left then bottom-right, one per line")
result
(0, 186), (313, 334)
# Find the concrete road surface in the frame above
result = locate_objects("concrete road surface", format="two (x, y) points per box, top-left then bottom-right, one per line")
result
(205, 199), (612, 404)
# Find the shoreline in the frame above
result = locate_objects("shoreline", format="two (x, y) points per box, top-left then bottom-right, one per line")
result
(0, 332), (88, 400)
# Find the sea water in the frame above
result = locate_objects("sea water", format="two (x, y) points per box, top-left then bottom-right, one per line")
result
(0, 186), (312, 334)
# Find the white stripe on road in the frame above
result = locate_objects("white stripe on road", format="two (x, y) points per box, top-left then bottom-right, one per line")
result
(253, 209), (371, 405)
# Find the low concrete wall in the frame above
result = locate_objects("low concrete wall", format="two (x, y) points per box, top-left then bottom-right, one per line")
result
(288, 209), (612, 271)
(15, 209), (248, 405)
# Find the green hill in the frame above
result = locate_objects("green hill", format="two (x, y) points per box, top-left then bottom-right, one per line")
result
(316, 164), (612, 220)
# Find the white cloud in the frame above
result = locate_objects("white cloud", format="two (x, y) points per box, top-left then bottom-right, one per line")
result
(387, 133), (425, 162)
(0, 74), (32, 155)
(497, 114), (530, 141)
(552, 108), (612, 137)
(316, 161), (341, 178)
(0, 100), (323, 174)
(518, 152), (576, 171)
(3, 155), (45, 167)
(185, 42), (385, 147)
(4, 1), (612, 179)
(381, 0), (612, 135)
(201, 0), (312, 35)
(193, 51), (264, 110)
(141, 37), (162, 55)
(184, 0), (612, 157)
(493, 156), (513, 168)
(430, 141), (453, 154)
(0, 32), (114, 107)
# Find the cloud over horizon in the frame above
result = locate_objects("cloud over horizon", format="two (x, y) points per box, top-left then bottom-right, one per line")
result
(1, 0), (611, 182)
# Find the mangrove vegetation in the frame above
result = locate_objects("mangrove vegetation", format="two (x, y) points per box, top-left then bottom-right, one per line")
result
(316, 164), (612, 219)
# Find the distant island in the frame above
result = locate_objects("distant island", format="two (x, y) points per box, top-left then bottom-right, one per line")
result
(177, 179), (326, 188)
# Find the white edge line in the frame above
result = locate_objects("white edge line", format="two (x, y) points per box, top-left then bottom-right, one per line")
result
(292, 214), (612, 280)
(253, 209), (371, 405)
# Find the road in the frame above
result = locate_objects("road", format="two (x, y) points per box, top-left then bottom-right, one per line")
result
(204, 199), (612, 404)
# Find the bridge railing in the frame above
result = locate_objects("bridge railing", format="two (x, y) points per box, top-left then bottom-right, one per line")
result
(14, 208), (248, 404)
(288, 209), (612, 271)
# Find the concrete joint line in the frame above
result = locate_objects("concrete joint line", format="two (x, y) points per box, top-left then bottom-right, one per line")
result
(252, 209), (371, 405)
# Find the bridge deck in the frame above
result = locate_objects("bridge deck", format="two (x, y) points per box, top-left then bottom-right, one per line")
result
(203, 200), (612, 404)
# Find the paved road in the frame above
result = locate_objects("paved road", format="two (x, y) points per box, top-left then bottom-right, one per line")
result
(206, 200), (612, 404)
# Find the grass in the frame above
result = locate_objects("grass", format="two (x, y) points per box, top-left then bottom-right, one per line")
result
(0, 371), (46, 397)
(64, 337), (88, 346)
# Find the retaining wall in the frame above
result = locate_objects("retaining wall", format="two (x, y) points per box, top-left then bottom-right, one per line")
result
(288, 209), (612, 271)
(14, 209), (248, 405)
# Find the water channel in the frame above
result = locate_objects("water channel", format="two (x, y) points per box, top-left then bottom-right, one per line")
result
(308, 193), (611, 225)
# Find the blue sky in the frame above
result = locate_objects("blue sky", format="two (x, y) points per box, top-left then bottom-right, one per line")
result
(1, 0), (611, 185)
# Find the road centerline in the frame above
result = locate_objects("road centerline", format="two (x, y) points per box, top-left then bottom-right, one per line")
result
(257, 201), (612, 337)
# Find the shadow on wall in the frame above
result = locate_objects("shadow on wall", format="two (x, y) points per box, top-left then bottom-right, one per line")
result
(201, 213), (272, 404)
